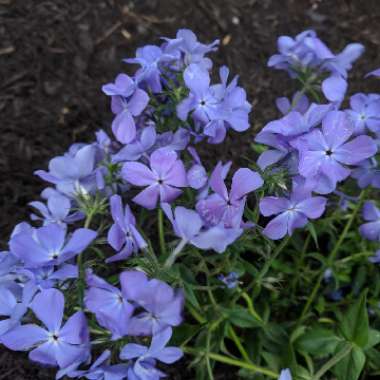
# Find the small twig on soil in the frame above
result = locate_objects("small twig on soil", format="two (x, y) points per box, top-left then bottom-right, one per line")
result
(95, 21), (122, 45)
(0, 46), (15, 55)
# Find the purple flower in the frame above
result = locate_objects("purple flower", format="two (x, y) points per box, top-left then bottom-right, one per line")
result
(0, 251), (20, 289)
(276, 92), (310, 115)
(162, 203), (243, 254)
(69, 350), (128, 380)
(85, 271), (134, 339)
(196, 162), (263, 228)
(218, 272), (239, 289)
(107, 195), (147, 263)
(10, 223), (97, 268)
(359, 201), (380, 241)
(103, 74), (149, 144)
(206, 66), (251, 138)
(186, 147), (208, 191)
(154, 128), (190, 152)
(369, 250), (380, 264)
(346, 93), (380, 135)
(0, 282), (36, 337)
(112, 125), (157, 162)
(255, 102), (331, 170)
(124, 45), (174, 93)
(19, 264), (78, 289)
(122, 149), (187, 209)
(29, 193), (83, 226)
(120, 327), (183, 380)
(268, 30), (364, 102)
(295, 111), (377, 193)
(351, 158), (380, 189)
(2, 288), (89, 369)
(177, 63), (219, 124)
(121, 271), (183, 336)
(366, 68), (380, 78)
(163, 29), (219, 70)
(260, 184), (327, 240)
(279, 369), (292, 380)
(177, 65), (251, 143)
(35, 145), (99, 197)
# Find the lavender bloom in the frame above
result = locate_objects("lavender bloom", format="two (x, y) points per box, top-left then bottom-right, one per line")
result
(85, 271), (134, 339)
(69, 350), (128, 380)
(177, 63), (220, 125)
(346, 93), (380, 135)
(19, 264), (78, 289)
(276, 92), (310, 115)
(205, 66), (251, 140)
(0, 251), (20, 289)
(103, 74), (149, 144)
(2, 288), (89, 369)
(187, 147), (208, 191)
(268, 30), (364, 102)
(163, 28), (219, 70)
(351, 158), (380, 189)
(29, 193), (83, 226)
(359, 201), (380, 241)
(154, 128), (190, 152)
(162, 203), (243, 254)
(120, 327), (183, 380)
(10, 223), (97, 268)
(35, 145), (99, 197)
(369, 250), (380, 264)
(122, 149), (187, 209)
(260, 185), (327, 240)
(124, 45), (174, 93)
(366, 68), (380, 78)
(107, 195), (147, 263)
(121, 271), (183, 336)
(112, 125), (157, 162)
(0, 282), (36, 337)
(295, 111), (377, 193)
(218, 272), (239, 289)
(196, 162), (263, 228)
(279, 369), (292, 380)
(255, 102), (331, 170)
(177, 65), (251, 143)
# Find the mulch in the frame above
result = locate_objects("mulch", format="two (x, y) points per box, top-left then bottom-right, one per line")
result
(0, 0), (379, 378)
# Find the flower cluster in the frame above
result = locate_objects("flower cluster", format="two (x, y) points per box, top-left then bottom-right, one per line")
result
(1, 28), (379, 380)
(0, 29), (261, 379)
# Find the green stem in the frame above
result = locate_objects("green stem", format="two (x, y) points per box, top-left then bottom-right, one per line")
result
(164, 238), (187, 268)
(183, 347), (278, 378)
(228, 326), (251, 362)
(257, 236), (290, 282)
(158, 208), (166, 257)
(312, 343), (352, 380)
(241, 292), (264, 324)
(77, 212), (93, 309)
(206, 331), (214, 380)
(298, 190), (367, 324)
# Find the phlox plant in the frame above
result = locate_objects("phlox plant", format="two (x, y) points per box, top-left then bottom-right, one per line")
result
(1, 28), (380, 380)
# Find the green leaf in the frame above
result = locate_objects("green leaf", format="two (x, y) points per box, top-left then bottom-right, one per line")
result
(225, 306), (262, 328)
(340, 290), (369, 348)
(183, 282), (201, 309)
(296, 327), (341, 356)
(307, 223), (319, 249)
(333, 344), (365, 380)
(365, 329), (380, 350)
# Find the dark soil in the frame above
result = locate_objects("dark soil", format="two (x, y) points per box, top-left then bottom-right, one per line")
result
(0, 0), (379, 378)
